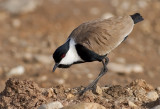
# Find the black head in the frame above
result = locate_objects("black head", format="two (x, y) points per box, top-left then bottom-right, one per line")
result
(52, 39), (70, 71)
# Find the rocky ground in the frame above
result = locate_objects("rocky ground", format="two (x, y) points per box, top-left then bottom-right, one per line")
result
(0, 0), (160, 108)
(0, 78), (160, 109)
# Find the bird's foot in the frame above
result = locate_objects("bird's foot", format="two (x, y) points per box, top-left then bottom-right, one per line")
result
(78, 81), (98, 96)
(78, 85), (94, 96)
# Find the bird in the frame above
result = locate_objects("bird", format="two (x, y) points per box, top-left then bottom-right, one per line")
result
(52, 13), (144, 95)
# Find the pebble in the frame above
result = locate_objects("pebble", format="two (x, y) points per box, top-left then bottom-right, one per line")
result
(34, 54), (52, 64)
(54, 79), (65, 84)
(12, 19), (21, 28)
(87, 73), (93, 79)
(45, 88), (54, 98)
(23, 53), (34, 63)
(39, 75), (47, 82)
(128, 101), (137, 107)
(38, 101), (63, 109)
(146, 91), (159, 101)
(156, 87), (160, 93)
(67, 93), (74, 99)
(7, 66), (25, 76)
(0, 0), (42, 14)
(62, 103), (105, 109)
(115, 57), (126, 64)
(93, 85), (102, 95)
(151, 105), (160, 109)
(121, 1), (130, 10)
(137, 0), (148, 8)
(101, 13), (114, 19)
(108, 62), (144, 74)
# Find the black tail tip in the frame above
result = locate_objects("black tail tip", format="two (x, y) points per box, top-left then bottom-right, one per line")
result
(130, 13), (144, 24)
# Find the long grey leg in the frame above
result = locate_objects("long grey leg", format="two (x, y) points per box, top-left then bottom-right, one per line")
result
(79, 57), (109, 95)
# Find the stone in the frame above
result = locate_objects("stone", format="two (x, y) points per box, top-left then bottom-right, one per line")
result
(151, 105), (160, 109)
(138, 0), (148, 8)
(101, 13), (114, 19)
(23, 53), (34, 63)
(156, 87), (160, 94)
(0, 0), (42, 14)
(38, 101), (63, 109)
(146, 91), (159, 101)
(93, 85), (102, 95)
(12, 19), (21, 28)
(108, 62), (144, 74)
(62, 103), (105, 109)
(87, 73), (93, 79)
(67, 93), (74, 99)
(34, 54), (52, 64)
(7, 65), (25, 76)
(54, 79), (65, 84)
(128, 101), (137, 107)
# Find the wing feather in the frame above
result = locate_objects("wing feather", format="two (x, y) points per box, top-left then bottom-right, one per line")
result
(69, 15), (134, 55)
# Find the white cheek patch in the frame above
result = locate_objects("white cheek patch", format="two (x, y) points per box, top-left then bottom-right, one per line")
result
(59, 39), (83, 65)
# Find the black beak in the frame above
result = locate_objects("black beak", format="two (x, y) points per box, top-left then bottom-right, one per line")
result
(52, 63), (59, 72)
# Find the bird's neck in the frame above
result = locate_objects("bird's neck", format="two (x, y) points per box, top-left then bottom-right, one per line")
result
(59, 39), (83, 65)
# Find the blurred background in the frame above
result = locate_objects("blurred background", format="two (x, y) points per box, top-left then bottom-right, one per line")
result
(0, 0), (160, 92)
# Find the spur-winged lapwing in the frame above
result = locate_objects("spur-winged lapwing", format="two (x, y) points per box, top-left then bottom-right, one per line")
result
(52, 13), (144, 95)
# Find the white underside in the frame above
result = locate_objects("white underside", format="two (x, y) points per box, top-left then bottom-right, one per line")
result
(59, 39), (83, 65)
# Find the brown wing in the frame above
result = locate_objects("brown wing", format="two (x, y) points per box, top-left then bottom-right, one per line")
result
(69, 15), (134, 55)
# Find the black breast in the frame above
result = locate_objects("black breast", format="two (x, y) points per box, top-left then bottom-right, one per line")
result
(75, 44), (106, 62)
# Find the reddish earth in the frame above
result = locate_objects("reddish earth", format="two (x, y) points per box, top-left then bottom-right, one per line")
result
(0, 0), (160, 108)
(0, 78), (160, 108)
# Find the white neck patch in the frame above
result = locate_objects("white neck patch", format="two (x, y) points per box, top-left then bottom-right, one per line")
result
(59, 39), (83, 65)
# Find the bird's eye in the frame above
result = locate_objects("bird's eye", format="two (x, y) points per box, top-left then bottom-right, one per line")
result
(61, 54), (65, 58)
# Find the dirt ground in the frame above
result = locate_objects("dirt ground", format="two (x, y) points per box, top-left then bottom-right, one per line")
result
(0, 0), (160, 103)
(0, 78), (160, 108)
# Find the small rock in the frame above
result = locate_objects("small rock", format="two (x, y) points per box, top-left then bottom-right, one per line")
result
(34, 54), (52, 64)
(121, 1), (130, 10)
(87, 73), (93, 79)
(23, 53), (34, 63)
(67, 93), (74, 99)
(43, 88), (54, 98)
(38, 101), (63, 109)
(108, 63), (144, 74)
(93, 85), (102, 95)
(62, 103), (105, 109)
(146, 91), (159, 101)
(128, 101), (137, 107)
(7, 65), (25, 76)
(156, 87), (160, 94)
(138, 0), (148, 8)
(115, 57), (126, 64)
(101, 13), (114, 19)
(101, 86), (109, 92)
(151, 105), (160, 109)
(39, 76), (47, 82)
(12, 19), (21, 28)
(54, 79), (65, 84)
(0, 0), (42, 14)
